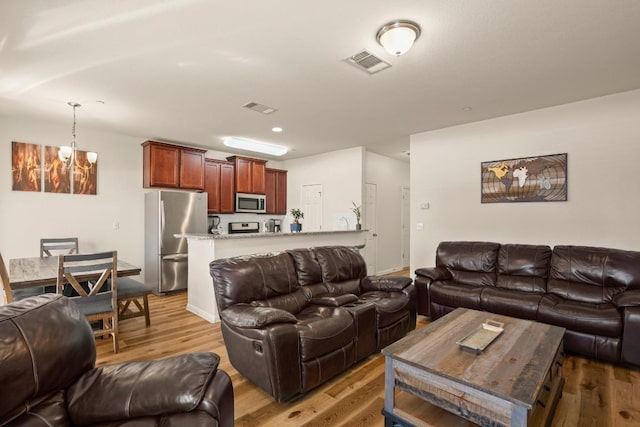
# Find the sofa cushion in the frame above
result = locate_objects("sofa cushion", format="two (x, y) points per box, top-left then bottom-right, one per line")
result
(295, 306), (355, 361)
(481, 287), (543, 320)
(436, 241), (499, 286)
(314, 246), (367, 285)
(251, 288), (309, 315)
(497, 244), (551, 293)
(0, 295), (95, 423)
(547, 245), (640, 304)
(359, 291), (411, 328)
(429, 281), (483, 310)
(287, 248), (324, 286)
(538, 294), (622, 338)
(210, 252), (299, 310)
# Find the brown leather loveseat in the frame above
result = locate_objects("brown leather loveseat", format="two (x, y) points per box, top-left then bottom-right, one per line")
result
(210, 245), (415, 402)
(414, 241), (640, 366)
(0, 294), (234, 426)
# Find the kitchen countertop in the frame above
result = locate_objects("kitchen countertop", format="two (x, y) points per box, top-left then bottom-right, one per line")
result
(176, 229), (366, 240)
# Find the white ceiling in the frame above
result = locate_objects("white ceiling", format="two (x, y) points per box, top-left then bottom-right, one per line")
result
(1, 1), (640, 161)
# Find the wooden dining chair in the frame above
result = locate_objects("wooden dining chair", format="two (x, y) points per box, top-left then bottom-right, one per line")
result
(57, 251), (119, 353)
(0, 252), (13, 305)
(41, 237), (79, 257)
(117, 277), (152, 327)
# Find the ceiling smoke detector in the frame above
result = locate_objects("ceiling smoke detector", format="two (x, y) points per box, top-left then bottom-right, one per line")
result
(242, 101), (278, 115)
(346, 49), (391, 74)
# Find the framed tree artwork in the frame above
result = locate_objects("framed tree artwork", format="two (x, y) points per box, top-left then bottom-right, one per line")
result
(72, 150), (98, 195)
(11, 141), (41, 192)
(43, 146), (71, 193)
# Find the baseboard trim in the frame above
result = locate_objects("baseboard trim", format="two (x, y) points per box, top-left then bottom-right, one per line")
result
(186, 303), (220, 324)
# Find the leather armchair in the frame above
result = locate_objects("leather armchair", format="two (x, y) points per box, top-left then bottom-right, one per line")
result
(0, 294), (233, 426)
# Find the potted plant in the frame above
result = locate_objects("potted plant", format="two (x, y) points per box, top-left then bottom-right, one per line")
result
(352, 202), (362, 230)
(290, 208), (304, 232)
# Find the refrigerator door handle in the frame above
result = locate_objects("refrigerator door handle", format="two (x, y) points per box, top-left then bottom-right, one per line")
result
(160, 199), (165, 251)
(163, 254), (188, 261)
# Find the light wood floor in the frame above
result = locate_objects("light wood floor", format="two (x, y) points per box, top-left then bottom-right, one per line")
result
(96, 291), (640, 426)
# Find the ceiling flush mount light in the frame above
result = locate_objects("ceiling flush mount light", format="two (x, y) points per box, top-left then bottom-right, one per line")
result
(224, 137), (287, 156)
(59, 102), (97, 168)
(376, 20), (421, 56)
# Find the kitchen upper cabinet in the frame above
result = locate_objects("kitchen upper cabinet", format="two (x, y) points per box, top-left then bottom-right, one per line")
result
(227, 156), (266, 194)
(179, 148), (206, 190)
(265, 168), (287, 214)
(143, 141), (206, 190)
(205, 159), (235, 214)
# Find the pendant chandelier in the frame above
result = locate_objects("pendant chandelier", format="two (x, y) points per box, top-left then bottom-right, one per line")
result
(59, 102), (97, 167)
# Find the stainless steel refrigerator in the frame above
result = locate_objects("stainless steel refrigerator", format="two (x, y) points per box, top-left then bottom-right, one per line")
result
(144, 190), (207, 294)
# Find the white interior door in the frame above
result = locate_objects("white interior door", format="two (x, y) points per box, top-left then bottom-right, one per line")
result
(301, 184), (323, 231)
(364, 183), (377, 274)
(401, 186), (410, 268)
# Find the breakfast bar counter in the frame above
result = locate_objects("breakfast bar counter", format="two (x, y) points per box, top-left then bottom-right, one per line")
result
(176, 230), (366, 322)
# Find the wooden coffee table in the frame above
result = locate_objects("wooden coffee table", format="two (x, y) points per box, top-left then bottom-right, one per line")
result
(382, 308), (565, 427)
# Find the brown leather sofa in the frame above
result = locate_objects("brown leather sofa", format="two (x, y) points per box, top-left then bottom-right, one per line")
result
(414, 241), (640, 366)
(0, 294), (234, 426)
(210, 245), (415, 402)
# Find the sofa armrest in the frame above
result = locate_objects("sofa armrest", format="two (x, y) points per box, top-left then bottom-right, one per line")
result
(622, 306), (640, 366)
(67, 353), (223, 425)
(312, 294), (359, 307)
(414, 266), (451, 281)
(614, 290), (640, 308)
(361, 276), (412, 292)
(196, 365), (234, 426)
(221, 304), (297, 328)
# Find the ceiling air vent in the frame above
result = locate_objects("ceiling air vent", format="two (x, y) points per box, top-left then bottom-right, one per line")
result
(242, 101), (278, 115)
(346, 49), (391, 74)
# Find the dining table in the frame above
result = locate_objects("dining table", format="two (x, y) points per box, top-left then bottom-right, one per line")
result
(9, 256), (142, 290)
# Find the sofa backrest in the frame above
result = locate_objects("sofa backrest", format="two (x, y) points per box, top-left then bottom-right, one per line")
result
(0, 294), (95, 424)
(210, 252), (304, 312)
(286, 248), (329, 299)
(548, 245), (640, 304)
(313, 246), (366, 295)
(497, 244), (551, 293)
(436, 241), (499, 286)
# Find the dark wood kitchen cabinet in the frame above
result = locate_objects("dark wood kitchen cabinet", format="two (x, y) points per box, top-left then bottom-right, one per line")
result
(265, 168), (287, 214)
(227, 156), (266, 194)
(204, 159), (235, 214)
(142, 141), (206, 190)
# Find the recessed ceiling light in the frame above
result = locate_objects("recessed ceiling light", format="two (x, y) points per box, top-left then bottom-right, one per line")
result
(272, 127), (283, 132)
(462, 106), (473, 111)
(224, 137), (287, 156)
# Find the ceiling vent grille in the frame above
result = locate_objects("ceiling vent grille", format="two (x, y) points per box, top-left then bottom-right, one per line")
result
(346, 49), (391, 74)
(242, 101), (278, 115)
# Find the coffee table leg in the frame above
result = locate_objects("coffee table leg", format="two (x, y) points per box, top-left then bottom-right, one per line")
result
(383, 356), (396, 425)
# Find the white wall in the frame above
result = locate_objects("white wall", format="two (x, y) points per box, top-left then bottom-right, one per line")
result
(0, 114), (145, 272)
(365, 151), (410, 273)
(283, 147), (364, 231)
(410, 89), (640, 273)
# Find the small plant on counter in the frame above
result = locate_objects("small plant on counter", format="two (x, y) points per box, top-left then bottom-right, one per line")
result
(351, 202), (361, 225)
(290, 208), (304, 232)
(290, 208), (304, 223)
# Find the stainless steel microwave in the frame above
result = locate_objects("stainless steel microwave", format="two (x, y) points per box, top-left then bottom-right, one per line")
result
(235, 193), (266, 213)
